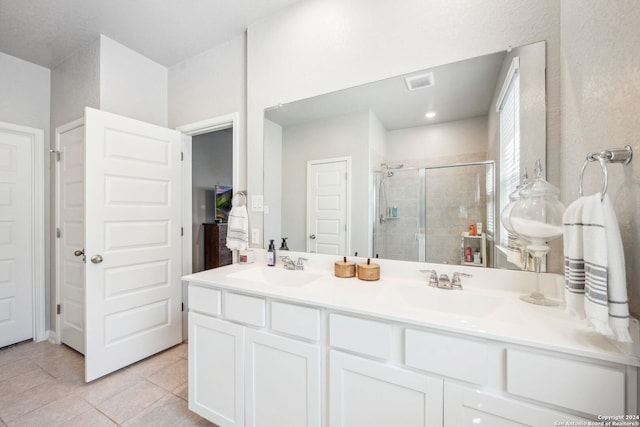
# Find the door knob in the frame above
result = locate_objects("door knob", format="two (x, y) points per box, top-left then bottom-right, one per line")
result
(73, 249), (84, 257)
(309, 234), (316, 239)
(90, 254), (103, 264)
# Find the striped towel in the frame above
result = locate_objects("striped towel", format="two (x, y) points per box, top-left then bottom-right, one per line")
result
(226, 197), (249, 251)
(563, 193), (631, 342)
(563, 197), (587, 318)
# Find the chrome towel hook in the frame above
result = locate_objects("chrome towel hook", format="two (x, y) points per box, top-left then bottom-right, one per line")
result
(578, 145), (633, 201)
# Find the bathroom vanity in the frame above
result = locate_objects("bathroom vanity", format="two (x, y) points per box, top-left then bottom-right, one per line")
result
(183, 252), (639, 427)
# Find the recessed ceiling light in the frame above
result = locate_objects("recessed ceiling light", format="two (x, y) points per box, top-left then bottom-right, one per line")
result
(425, 111), (437, 119)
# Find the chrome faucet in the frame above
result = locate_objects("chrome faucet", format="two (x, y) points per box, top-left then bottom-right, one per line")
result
(421, 270), (471, 290)
(280, 256), (308, 270)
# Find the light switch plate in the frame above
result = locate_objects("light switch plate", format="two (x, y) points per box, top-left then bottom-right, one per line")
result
(251, 195), (264, 212)
(251, 228), (260, 244)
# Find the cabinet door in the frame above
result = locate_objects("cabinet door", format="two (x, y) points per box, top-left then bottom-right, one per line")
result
(443, 382), (590, 426)
(330, 351), (443, 427)
(245, 329), (321, 427)
(188, 312), (244, 427)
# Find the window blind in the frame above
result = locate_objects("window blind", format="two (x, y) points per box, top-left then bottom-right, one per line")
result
(498, 65), (520, 248)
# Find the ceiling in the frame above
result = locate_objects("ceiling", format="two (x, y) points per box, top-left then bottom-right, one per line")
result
(265, 50), (506, 130)
(0, 0), (303, 68)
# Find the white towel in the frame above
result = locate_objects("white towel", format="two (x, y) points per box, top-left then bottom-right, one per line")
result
(226, 195), (249, 251)
(565, 193), (631, 342)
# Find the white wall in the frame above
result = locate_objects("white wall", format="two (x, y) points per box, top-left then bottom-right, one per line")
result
(51, 39), (100, 130)
(0, 51), (52, 327)
(246, 0), (561, 251)
(100, 35), (168, 127)
(560, 0), (640, 316)
(168, 35), (247, 190)
(280, 110), (371, 253)
(191, 130), (234, 272)
(386, 116), (488, 162)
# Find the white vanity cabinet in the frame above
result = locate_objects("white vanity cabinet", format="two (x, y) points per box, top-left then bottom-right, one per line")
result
(186, 273), (638, 427)
(188, 284), (321, 427)
(330, 350), (444, 426)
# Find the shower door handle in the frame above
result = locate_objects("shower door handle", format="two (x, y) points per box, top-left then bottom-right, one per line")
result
(309, 234), (316, 239)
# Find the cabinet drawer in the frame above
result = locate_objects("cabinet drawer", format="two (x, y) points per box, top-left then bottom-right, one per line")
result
(271, 301), (320, 341)
(188, 285), (221, 316)
(506, 349), (625, 416)
(405, 328), (488, 385)
(225, 293), (266, 326)
(329, 314), (392, 360)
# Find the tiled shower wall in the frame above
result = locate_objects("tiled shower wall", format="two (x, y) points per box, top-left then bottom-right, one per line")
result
(374, 153), (489, 264)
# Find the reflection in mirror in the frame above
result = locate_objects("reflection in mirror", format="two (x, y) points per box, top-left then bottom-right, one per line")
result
(263, 41), (546, 270)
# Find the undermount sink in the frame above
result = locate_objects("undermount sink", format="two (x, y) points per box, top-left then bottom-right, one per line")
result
(388, 284), (504, 317)
(227, 266), (322, 287)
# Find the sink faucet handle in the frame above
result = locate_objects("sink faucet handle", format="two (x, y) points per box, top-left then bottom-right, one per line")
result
(420, 269), (439, 287)
(452, 272), (472, 290)
(296, 257), (308, 270)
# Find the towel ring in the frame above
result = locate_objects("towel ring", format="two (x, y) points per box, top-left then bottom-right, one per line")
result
(579, 154), (608, 201)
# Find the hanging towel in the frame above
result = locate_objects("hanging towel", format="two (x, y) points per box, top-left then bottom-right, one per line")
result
(579, 193), (630, 342)
(563, 196), (587, 319)
(226, 194), (249, 251)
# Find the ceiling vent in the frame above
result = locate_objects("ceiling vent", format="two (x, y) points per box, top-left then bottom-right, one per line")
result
(405, 72), (434, 91)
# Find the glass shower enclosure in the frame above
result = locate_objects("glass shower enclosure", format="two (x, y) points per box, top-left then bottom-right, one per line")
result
(373, 161), (495, 266)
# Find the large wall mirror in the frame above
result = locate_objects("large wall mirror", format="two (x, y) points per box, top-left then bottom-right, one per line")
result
(263, 41), (546, 271)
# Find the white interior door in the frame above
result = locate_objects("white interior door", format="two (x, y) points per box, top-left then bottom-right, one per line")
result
(306, 158), (349, 255)
(84, 107), (183, 382)
(0, 124), (38, 347)
(57, 120), (86, 354)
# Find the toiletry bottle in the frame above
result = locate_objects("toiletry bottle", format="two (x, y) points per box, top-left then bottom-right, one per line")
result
(267, 240), (276, 266)
(392, 205), (398, 217)
(279, 237), (289, 251)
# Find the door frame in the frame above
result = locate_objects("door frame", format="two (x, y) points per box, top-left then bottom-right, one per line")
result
(306, 156), (351, 255)
(177, 113), (241, 335)
(0, 121), (46, 343)
(53, 118), (84, 344)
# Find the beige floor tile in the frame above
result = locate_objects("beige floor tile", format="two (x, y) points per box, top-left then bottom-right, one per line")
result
(0, 378), (80, 422)
(0, 367), (54, 396)
(148, 358), (188, 392)
(40, 353), (85, 383)
(0, 358), (40, 383)
(0, 347), (24, 367)
(6, 394), (92, 427)
(77, 367), (144, 406)
(62, 407), (118, 427)
(122, 394), (214, 427)
(95, 379), (168, 424)
(126, 350), (182, 378)
(162, 343), (188, 359)
(173, 383), (188, 401)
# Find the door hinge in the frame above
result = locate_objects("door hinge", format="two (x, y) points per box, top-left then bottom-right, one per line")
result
(181, 152), (184, 161)
(49, 150), (61, 161)
(181, 227), (184, 236)
(57, 304), (61, 314)
(181, 302), (184, 312)
(56, 227), (61, 238)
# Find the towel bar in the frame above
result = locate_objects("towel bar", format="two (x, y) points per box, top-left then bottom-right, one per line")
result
(579, 145), (633, 200)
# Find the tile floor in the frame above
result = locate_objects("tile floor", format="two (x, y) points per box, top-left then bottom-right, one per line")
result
(0, 340), (216, 426)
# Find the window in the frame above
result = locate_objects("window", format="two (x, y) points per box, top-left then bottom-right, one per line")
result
(497, 58), (520, 248)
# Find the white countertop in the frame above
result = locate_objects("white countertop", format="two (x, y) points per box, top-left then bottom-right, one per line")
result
(183, 250), (640, 367)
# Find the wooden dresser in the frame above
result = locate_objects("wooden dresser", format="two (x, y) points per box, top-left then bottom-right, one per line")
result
(203, 223), (232, 269)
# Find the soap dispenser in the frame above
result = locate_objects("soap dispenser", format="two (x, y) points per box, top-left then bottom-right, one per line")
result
(267, 240), (276, 266)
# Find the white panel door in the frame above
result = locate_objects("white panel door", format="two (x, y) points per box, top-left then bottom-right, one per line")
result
(84, 107), (182, 382)
(245, 328), (321, 427)
(57, 121), (86, 354)
(0, 125), (35, 347)
(330, 351), (443, 427)
(307, 158), (349, 255)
